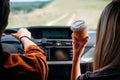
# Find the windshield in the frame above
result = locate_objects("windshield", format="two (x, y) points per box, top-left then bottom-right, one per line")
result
(8, 0), (111, 29)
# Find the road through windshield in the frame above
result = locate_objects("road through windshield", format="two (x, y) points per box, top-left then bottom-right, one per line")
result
(8, 0), (111, 29)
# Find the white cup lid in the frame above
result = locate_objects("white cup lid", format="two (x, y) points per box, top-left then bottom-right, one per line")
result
(71, 20), (87, 32)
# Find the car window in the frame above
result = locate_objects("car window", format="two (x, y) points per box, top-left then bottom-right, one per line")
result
(8, 0), (111, 29)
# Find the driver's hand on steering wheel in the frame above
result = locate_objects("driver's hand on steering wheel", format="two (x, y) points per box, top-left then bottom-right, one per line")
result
(12, 28), (31, 40)
(12, 28), (36, 50)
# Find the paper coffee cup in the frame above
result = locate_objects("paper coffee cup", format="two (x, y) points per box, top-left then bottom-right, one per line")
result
(71, 20), (88, 41)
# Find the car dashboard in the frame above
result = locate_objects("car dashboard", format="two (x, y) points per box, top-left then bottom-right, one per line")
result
(2, 26), (96, 80)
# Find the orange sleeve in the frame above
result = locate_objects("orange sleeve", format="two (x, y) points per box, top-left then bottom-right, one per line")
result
(4, 45), (48, 80)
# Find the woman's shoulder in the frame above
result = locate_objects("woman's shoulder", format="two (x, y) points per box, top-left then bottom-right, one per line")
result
(78, 68), (120, 80)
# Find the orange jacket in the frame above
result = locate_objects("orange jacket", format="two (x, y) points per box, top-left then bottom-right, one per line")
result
(1, 45), (48, 80)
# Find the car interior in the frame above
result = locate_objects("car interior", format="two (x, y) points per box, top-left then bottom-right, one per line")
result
(2, 26), (95, 80)
(2, 0), (111, 80)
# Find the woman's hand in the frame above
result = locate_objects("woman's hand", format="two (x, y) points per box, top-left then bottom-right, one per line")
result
(12, 28), (36, 50)
(12, 28), (31, 40)
(72, 33), (89, 60)
(71, 33), (88, 80)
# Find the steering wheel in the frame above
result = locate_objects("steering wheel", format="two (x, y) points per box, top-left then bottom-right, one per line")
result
(2, 29), (24, 54)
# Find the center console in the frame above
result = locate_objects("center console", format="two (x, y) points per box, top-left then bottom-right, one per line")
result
(28, 27), (73, 61)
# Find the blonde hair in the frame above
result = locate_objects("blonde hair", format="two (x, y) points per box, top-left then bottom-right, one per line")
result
(94, 1), (120, 70)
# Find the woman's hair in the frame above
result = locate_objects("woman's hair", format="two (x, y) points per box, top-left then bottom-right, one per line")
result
(0, 0), (10, 36)
(0, 0), (10, 69)
(94, 0), (120, 70)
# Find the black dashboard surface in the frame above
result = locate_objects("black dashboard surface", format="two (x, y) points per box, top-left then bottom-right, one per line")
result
(29, 28), (72, 39)
(4, 26), (96, 45)
(3, 26), (96, 63)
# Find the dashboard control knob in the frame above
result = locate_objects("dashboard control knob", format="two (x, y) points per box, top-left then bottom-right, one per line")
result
(41, 38), (47, 45)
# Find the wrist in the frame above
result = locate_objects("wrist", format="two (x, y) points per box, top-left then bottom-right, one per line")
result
(20, 36), (30, 40)
(73, 53), (81, 60)
(20, 36), (30, 42)
(72, 56), (80, 62)
(21, 37), (31, 44)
